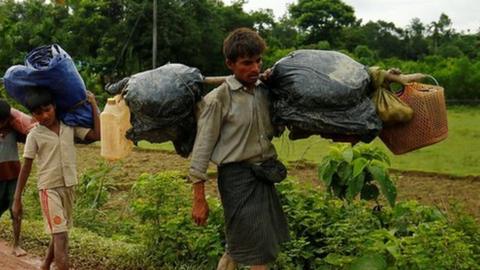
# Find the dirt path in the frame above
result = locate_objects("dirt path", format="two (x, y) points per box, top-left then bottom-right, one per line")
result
(285, 161), (480, 220)
(0, 240), (42, 270)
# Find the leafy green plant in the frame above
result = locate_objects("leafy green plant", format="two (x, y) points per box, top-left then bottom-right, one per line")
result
(76, 161), (118, 209)
(74, 162), (123, 236)
(131, 172), (224, 268)
(2, 171), (479, 269)
(276, 179), (383, 269)
(318, 144), (397, 207)
(276, 179), (480, 270)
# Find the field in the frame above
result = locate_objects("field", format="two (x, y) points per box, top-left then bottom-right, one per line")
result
(76, 145), (480, 221)
(94, 105), (480, 223)
(141, 106), (480, 176)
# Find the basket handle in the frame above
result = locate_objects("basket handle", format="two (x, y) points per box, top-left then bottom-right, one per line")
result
(424, 75), (439, 86)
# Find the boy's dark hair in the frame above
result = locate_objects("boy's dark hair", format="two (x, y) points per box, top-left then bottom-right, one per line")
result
(24, 88), (54, 113)
(223, 28), (267, 62)
(0, 99), (11, 121)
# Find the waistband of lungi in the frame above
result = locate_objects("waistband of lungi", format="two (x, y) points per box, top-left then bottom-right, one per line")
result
(218, 161), (253, 171)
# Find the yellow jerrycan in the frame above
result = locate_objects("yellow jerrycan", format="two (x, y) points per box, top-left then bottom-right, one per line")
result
(100, 94), (133, 161)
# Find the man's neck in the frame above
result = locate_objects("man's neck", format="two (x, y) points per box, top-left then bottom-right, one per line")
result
(234, 76), (256, 90)
(44, 119), (60, 134)
(243, 87), (255, 95)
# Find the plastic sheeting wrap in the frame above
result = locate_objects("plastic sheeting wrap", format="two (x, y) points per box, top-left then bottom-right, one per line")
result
(267, 50), (382, 142)
(3, 44), (92, 127)
(106, 63), (205, 157)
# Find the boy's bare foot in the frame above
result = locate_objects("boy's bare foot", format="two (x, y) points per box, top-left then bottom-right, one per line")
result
(12, 245), (27, 257)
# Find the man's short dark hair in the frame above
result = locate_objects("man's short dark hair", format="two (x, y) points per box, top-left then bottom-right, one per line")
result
(24, 87), (54, 113)
(0, 99), (11, 121)
(223, 28), (267, 62)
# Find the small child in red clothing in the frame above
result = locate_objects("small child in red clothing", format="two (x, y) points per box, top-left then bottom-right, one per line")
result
(0, 99), (27, 257)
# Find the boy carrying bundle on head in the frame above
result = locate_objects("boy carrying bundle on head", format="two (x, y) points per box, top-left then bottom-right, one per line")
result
(12, 88), (100, 270)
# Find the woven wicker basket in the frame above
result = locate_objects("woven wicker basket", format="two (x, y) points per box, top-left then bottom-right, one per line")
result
(380, 82), (448, 155)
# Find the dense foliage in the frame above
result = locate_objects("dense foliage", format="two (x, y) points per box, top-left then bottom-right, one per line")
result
(2, 168), (479, 269)
(1, 0), (480, 101)
(130, 172), (225, 268)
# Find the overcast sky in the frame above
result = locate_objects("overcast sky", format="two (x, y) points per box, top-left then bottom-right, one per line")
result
(224, 0), (480, 33)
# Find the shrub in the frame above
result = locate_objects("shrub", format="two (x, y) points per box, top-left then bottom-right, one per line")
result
(318, 144), (397, 207)
(74, 162), (128, 237)
(276, 180), (382, 269)
(76, 161), (117, 209)
(130, 172), (224, 268)
(275, 179), (480, 270)
(2, 170), (478, 269)
(353, 45), (379, 66)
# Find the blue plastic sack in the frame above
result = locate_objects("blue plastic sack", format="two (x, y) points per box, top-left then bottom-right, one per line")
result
(3, 44), (93, 127)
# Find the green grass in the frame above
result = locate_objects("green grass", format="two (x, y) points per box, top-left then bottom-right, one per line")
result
(139, 106), (480, 176)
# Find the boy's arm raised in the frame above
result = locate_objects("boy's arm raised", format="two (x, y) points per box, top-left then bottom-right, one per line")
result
(84, 91), (101, 142)
(12, 158), (33, 219)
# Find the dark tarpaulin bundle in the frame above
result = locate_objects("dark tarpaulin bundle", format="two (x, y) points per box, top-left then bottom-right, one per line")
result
(105, 63), (205, 157)
(3, 44), (92, 127)
(267, 50), (382, 142)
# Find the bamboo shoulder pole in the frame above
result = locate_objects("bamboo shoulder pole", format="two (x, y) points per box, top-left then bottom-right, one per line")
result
(202, 76), (228, 85)
(202, 72), (269, 86)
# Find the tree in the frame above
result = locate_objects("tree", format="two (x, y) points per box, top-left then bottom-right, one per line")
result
(250, 9), (275, 36)
(353, 45), (378, 66)
(428, 13), (454, 54)
(364, 21), (404, 58)
(337, 19), (369, 52)
(437, 44), (464, 58)
(289, 0), (356, 46)
(403, 18), (429, 60)
(0, 0), (70, 71)
(267, 16), (299, 49)
(340, 20), (404, 59)
(450, 34), (480, 59)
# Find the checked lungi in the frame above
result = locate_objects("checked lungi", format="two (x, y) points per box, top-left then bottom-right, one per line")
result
(217, 161), (289, 265)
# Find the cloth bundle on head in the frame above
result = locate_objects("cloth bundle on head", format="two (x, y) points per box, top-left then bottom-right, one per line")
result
(105, 63), (205, 157)
(3, 44), (92, 127)
(266, 50), (382, 143)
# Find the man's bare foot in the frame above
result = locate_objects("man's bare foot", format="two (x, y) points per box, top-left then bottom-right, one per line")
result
(40, 262), (50, 270)
(12, 245), (27, 257)
(217, 252), (237, 270)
